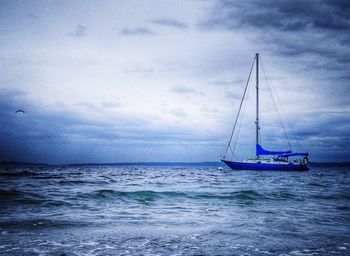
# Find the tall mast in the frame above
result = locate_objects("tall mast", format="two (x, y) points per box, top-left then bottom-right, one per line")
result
(256, 53), (259, 158)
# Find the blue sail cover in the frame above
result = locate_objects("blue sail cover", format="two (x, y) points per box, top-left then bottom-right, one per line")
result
(256, 144), (291, 156)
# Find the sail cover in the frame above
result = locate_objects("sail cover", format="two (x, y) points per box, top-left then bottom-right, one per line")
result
(256, 144), (291, 156)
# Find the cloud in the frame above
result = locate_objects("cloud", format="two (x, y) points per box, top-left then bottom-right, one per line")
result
(120, 27), (154, 35)
(123, 66), (155, 74)
(0, 1), (349, 163)
(229, 108), (350, 161)
(100, 100), (122, 109)
(68, 25), (87, 38)
(208, 78), (245, 86)
(0, 88), (29, 111)
(201, 106), (219, 114)
(169, 108), (187, 118)
(122, 64), (177, 74)
(152, 18), (188, 28)
(204, 0), (350, 32)
(0, 87), (27, 98)
(289, 110), (350, 160)
(0, 88), (221, 163)
(202, 0), (350, 68)
(171, 85), (204, 95)
(76, 101), (98, 110)
(77, 100), (123, 113)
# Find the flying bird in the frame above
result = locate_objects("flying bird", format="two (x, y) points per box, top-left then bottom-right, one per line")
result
(15, 109), (25, 114)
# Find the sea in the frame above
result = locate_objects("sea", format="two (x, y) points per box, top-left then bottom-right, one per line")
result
(0, 163), (349, 256)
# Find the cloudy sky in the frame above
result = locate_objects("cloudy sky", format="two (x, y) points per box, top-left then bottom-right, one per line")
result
(0, 0), (349, 164)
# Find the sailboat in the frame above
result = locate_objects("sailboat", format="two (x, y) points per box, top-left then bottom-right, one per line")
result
(221, 54), (309, 171)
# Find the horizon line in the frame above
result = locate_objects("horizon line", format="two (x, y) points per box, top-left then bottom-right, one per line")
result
(1, 160), (350, 167)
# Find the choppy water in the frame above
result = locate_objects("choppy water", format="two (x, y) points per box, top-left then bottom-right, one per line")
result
(0, 165), (349, 255)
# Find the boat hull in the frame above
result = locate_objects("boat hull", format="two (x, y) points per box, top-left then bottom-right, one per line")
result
(222, 160), (309, 171)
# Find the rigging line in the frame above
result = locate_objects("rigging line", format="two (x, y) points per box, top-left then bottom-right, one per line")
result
(228, 139), (239, 160)
(229, 144), (239, 160)
(261, 60), (292, 151)
(262, 61), (292, 151)
(232, 92), (247, 153)
(232, 67), (252, 154)
(228, 144), (234, 158)
(270, 78), (302, 150)
(261, 59), (302, 150)
(223, 57), (256, 159)
(260, 58), (293, 151)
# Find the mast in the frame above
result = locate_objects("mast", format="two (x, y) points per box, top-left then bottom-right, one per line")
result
(256, 53), (259, 158)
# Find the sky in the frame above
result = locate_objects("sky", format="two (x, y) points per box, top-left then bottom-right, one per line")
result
(0, 0), (349, 164)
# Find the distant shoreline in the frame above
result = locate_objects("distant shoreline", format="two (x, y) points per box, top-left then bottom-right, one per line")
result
(1, 161), (350, 168)
(0, 161), (223, 167)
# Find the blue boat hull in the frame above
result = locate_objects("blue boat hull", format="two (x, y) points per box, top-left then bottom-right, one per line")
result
(222, 160), (309, 171)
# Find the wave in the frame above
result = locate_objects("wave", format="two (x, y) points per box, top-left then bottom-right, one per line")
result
(0, 187), (307, 208)
(0, 189), (42, 202)
(0, 218), (88, 229)
(192, 190), (265, 201)
(312, 193), (350, 200)
(266, 191), (304, 201)
(228, 190), (265, 200)
(78, 189), (187, 203)
(0, 170), (38, 177)
(1, 188), (265, 207)
(0, 170), (63, 180)
(75, 189), (272, 204)
(58, 179), (110, 185)
(0, 189), (70, 206)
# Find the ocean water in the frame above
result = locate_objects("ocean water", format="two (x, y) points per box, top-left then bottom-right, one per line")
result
(0, 165), (349, 256)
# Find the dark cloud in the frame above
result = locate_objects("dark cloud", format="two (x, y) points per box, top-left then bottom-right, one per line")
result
(205, 0), (350, 32)
(68, 25), (87, 38)
(257, 109), (350, 161)
(0, 88), (29, 112)
(0, 88), (220, 163)
(1, 86), (348, 162)
(152, 18), (188, 28)
(202, 0), (350, 67)
(0, 87), (27, 98)
(225, 110), (350, 161)
(293, 111), (350, 160)
(120, 27), (154, 35)
(201, 2), (350, 155)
